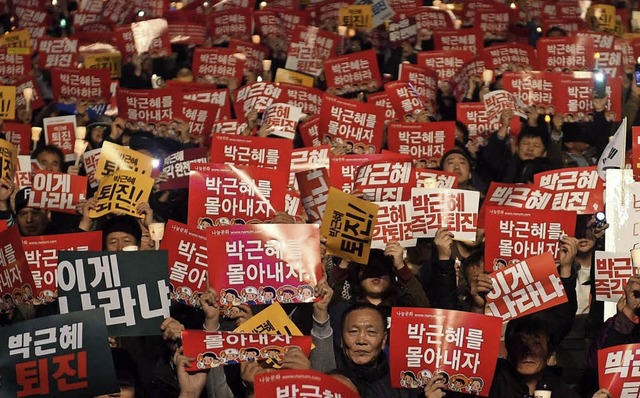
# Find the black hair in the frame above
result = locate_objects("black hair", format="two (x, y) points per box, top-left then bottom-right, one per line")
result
(505, 313), (555, 361)
(102, 215), (143, 248)
(517, 125), (550, 150)
(340, 302), (388, 333)
(545, 26), (568, 37)
(31, 144), (64, 164)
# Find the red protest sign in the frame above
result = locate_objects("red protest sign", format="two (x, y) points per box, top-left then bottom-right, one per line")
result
(368, 91), (397, 121)
(478, 182), (554, 227)
(371, 201), (415, 249)
(167, 81), (232, 121)
(433, 28), (484, 54)
(353, 159), (416, 202)
(398, 63), (438, 112)
(534, 166), (604, 214)
(594, 251), (633, 303)
(411, 187), (480, 240)
(279, 83), (323, 117)
(265, 8), (310, 33)
(116, 87), (182, 130)
(286, 25), (340, 77)
(385, 81), (429, 119)
(307, 0), (348, 27)
(14, 5), (49, 28)
(417, 50), (473, 83)
(298, 115), (321, 148)
(634, 126), (640, 181)
(323, 49), (381, 96)
(207, 223), (322, 306)
(484, 207), (577, 272)
(598, 344), (640, 398)
(27, 171), (87, 214)
(388, 15), (418, 47)
(2, 122), (30, 155)
(449, 56), (486, 100)
(254, 10), (288, 59)
(159, 147), (208, 191)
(160, 220), (208, 307)
(255, 370), (361, 398)
(14, 77), (44, 111)
(51, 67), (111, 105)
(537, 36), (596, 72)
(0, 226), (36, 314)
(210, 134), (292, 174)
(319, 95), (384, 154)
(212, 120), (242, 137)
(42, 115), (75, 161)
(387, 121), (456, 167)
(211, 0), (256, 12)
(192, 47), (245, 87)
(165, 11), (207, 46)
(234, 82), (285, 123)
(22, 231), (102, 303)
(415, 169), (459, 189)
(482, 90), (528, 125)
(475, 6), (510, 41)
(551, 73), (622, 123)
(181, 330), (312, 371)
(187, 163), (287, 229)
(37, 38), (78, 69)
(408, 6), (455, 32)
(329, 154), (380, 193)
(502, 71), (554, 109)
(262, 103), (302, 139)
(182, 98), (217, 141)
(390, 307), (502, 394)
(228, 39), (270, 76)
(296, 167), (330, 224)
(485, 252), (567, 321)
(0, 50), (31, 84)
(480, 44), (537, 75)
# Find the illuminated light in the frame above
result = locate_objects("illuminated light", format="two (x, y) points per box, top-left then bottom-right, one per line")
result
(637, 56), (640, 63)
(594, 52), (600, 59)
(152, 158), (160, 168)
(259, 1), (267, 9)
(137, 10), (145, 17)
(52, 0), (58, 5)
(510, 2), (516, 9)
(594, 71), (605, 82)
(337, 25), (347, 37)
(203, 1), (209, 6)
(544, 115), (550, 123)
(59, 19), (66, 28)
(348, 28), (356, 38)
(536, 26), (542, 33)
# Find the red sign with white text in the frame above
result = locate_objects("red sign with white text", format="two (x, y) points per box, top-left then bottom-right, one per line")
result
(537, 36), (596, 72)
(433, 28), (484, 54)
(534, 166), (604, 214)
(0, 226), (36, 314)
(323, 49), (381, 96)
(387, 122), (455, 166)
(353, 159), (416, 202)
(255, 370), (361, 398)
(417, 50), (473, 82)
(192, 47), (245, 87)
(598, 344), (640, 398)
(27, 171), (88, 214)
(210, 135), (292, 174)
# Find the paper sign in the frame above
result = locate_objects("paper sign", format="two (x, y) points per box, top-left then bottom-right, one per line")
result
(27, 171), (88, 214)
(275, 68), (315, 88)
(192, 47), (245, 87)
(353, 159), (415, 201)
(42, 115), (76, 162)
(339, 5), (373, 29)
(95, 141), (154, 181)
(296, 167), (330, 224)
(83, 51), (122, 79)
(594, 251), (633, 303)
(234, 82), (285, 123)
(387, 122), (455, 166)
(537, 36), (596, 72)
(411, 188), (479, 240)
(159, 147), (208, 191)
(482, 90), (528, 124)
(255, 370), (361, 398)
(38, 38), (78, 69)
(210, 134), (293, 173)
(320, 187), (378, 263)
(89, 170), (154, 218)
(534, 166), (604, 214)
(82, 148), (101, 189)
(115, 87), (181, 130)
(235, 302), (306, 334)
(598, 344), (640, 398)
(262, 103), (303, 139)
(478, 182), (554, 227)
(57, 250), (171, 336)
(0, 86), (16, 120)
(2, 122), (30, 155)
(323, 49), (381, 96)
(415, 169), (459, 189)
(0, 226), (36, 314)
(371, 201), (415, 249)
(285, 26), (339, 77)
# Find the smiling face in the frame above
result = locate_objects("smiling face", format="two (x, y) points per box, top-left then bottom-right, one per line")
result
(341, 308), (387, 366)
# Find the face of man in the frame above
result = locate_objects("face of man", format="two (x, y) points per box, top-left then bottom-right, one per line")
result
(517, 136), (546, 161)
(341, 308), (388, 366)
(105, 231), (137, 251)
(16, 208), (49, 236)
(510, 332), (549, 378)
(36, 151), (62, 172)
(442, 153), (471, 184)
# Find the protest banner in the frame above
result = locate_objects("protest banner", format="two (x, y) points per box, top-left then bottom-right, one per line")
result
(115, 18), (171, 58)
(320, 187), (378, 263)
(390, 307), (501, 394)
(42, 115), (75, 162)
(0, 309), (119, 397)
(187, 163), (287, 229)
(485, 252), (568, 321)
(27, 171), (87, 214)
(482, 90), (528, 125)
(89, 170), (154, 218)
(433, 28), (484, 54)
(262, 103), (303, 139)
(385, 81), (429, 118)
(411, 187), (479, 240)
(228, 39), (270, 77)
(318, 95), (384, 154)
(210, 134), (293, 173)
(534, 166), (604, 214)
(595, 251), (633, 303)
(587, 3), (617, 31)
(409, 6), (454, 33)
(234, 82), (285, 123)
(480, 44), (537, 74)
(0, 138), (14, 179)
(14, 155), (31, 190)
(0, 86), (15, 120)
(14, 77), (45, 112)
(387, 121), (455, 167)
(537, 36), (596, 72)
(192, 47), (245, 87)
(478, 182), (554, 227)
(235, 302), (307, 335)
(307, 0), (349, 27)
(160, 220), (208, 308)
(502, 71), (554, 109)
(81, 148), (100, 189)
(285, 25), (339, 77)
(165, 11), (207, 46)
(475, 5), (510, 41)
(552, 73), (622, 123)
(284, 189), (305, 223)
(83, 51), (122, 79)
(0, 50), (31, 84)
(397, 63), (439, 112)
(38, 38), (78, 69)
(353, 159), (415, 201)
(449, 57), (487, 100)
(484, 207), (577, 271)
(415, 169), (459, 189)
(339, 5), (373, 29)
(51, 67), (111, 115)
(255, 370), (361, 398)
(95, 141), (154, 181)
(181, 330), (312, 371)
(298, 115), (321, 147)
(329, 154), (379, 192)
(57, 250), (171, 336)
(208, 223), (322, 307)
(0, 226), (36, 314)
(289, 145), (330, 187)
(417, 50), (473, 83)
(115, 86), (182, 131)
(2, 122), (30, 155)
(598, 344), (640, 398)
(253, 10), (288, 59)
(182, 98), (216, 141)
(159, 147), (208, 191)
(0, 29), (31, 51)
(388, 15), (418, 47)
(168, 82), (232, 121)
(22, 231), (102, 304)
(296, 167), (330, 224)
(274, 69), (315, 88)
(210, 8), (253, 45)
(372, 201), (415, 249)
(323, 49), (381, 96)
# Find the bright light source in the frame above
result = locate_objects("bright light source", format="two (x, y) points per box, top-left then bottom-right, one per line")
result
(137, 10), (145, 17)
(152, 159), (160, 168)
(594, 71), (605, 82)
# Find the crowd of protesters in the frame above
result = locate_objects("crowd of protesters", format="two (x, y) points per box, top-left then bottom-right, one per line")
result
(2, 0), (640, 397)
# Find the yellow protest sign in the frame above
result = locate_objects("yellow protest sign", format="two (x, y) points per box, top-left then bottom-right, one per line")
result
(339, 5), (373, 30)
(320, 187), (378, 264)
(0, 86), (16, 120)
(89, 170), (154, 218)
(587, 4), (617, 32)
(0, 139), (15, 179)
(0, 30), (31, 52)
(274, 68), (315, 88)
(234, 302), (305, 336)
(96, 141), (154, 181)
(83, 52), (123, 79)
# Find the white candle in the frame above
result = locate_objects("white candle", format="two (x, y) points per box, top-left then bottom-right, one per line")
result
(75, 126), (87, 140)
(262, 59), (272, 71)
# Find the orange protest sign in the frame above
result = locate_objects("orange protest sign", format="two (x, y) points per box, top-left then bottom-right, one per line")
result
(96, 141), (154, 181)
(0, 86), (16, 120)
(89, 170), (154, 218)
(83, 52), (122, 79)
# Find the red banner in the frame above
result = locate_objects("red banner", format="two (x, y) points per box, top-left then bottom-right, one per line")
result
(280, 83), (323, 117)
(479, 182), (554, 228)
(160, 220), (208, 307)
(255, 369), (361, 398)
(307, 0), (349, 27)
(323, 49), (381, 96)
(298, 115), (321, 148)
(372, 201), (415, 249)
(14, 77), (45, 111)
(0, 226), (36, 314)
(27, 171), (87, 214)
(433, 28), (484, 54)
(22, 231), (102, 303)
(534, 166), (604, 214)
(353, 159), (415, 202)
(192, 47), (245, 87)
(485, 252), (568, 321)
(14, 5), (49, 28)
(594, 251), (633, 303)
(207, 224), (322, 306)
(209, 135), (292, 173)
(159, 147), (208, 191)
(390, 307), (502, 394)
(182, 98), (216, 141)
(43, 115), (75, 161)
(537, 36), (596, 72)
(296, 167), (330, 224)
(397, 63), (438, 113)
(37, 38), (78, 69)
(285, 25), (339, 77)
(168, 82), (232, 121)
(417, 50), (473, 83)
(387, 121), (456, 167)
(388, 15), (418, 47)
(415, 169), (459, 188)
(502, 71), (554, 109)
(411, 187), (480, 240)
(385, 81), (429, 119)
(368, 91), (397, 121)
(187, 163), (287, 229)
(484, 207), (577, 272)
(329, 154), (379, 192)
(234, 82), (285, 123)
(0, 51), (31, 84)
(319, 95), (384, 154)
(165, 11), (207, 46)
(475, 6), (509, 41)
(481, 44), (537, 75)
(181, 330), (312, 371)
(449, 56), (486, 100)
(228, 39), (270, 76)
(116, 87), (182, 129)
(262, 103), (302, 139)
(2, 122), (30, 155)
(408, 6), (455, 32)
(51, 67), (111, 105)
(552, 73), (622, 122)
(598, 344), (640, 398)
